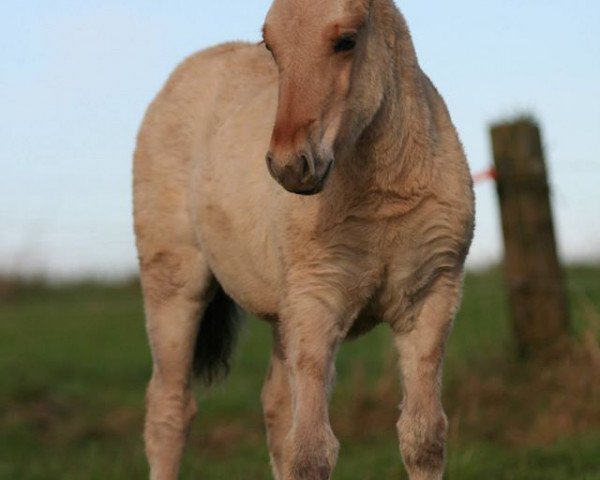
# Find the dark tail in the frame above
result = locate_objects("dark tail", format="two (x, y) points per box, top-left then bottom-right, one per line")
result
(193, 283), (242, 386)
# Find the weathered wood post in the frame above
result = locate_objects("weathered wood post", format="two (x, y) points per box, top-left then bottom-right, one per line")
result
(490, 118), (570, 357)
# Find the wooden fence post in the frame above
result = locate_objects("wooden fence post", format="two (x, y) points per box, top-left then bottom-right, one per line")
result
(490, 118), (570, 357)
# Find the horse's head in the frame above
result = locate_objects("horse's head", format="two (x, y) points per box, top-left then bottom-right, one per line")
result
(263, 0), (382, 195)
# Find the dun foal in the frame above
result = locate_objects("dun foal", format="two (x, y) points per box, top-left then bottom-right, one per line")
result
(133, 0), (474, 479)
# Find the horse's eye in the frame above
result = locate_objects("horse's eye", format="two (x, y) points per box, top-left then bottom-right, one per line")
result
(333, 35), (356, 53)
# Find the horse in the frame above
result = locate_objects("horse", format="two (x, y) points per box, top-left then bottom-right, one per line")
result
(133, 0), (474, 478)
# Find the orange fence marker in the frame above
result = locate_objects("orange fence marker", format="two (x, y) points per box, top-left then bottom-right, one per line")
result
(472, 167), (497, 184)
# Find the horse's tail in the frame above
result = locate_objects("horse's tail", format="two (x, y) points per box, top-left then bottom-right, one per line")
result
(193, 283), (242, 386)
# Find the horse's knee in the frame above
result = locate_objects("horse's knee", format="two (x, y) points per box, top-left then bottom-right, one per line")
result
(397, 407), (447, 479)
(284, 426), (339, 480)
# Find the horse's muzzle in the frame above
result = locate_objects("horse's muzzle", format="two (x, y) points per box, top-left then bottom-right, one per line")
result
(265, 151), (333, 196)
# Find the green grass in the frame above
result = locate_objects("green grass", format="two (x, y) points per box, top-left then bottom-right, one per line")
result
(0, 267), (599, 479)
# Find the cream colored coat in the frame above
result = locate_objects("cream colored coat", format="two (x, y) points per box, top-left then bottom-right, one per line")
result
(134, 1), (474, 479)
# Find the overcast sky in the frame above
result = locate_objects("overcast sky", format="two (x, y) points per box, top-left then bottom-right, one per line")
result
(1, 1), (599, 279)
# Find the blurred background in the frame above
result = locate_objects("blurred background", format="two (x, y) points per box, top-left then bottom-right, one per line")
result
(1, 1), (599, 479)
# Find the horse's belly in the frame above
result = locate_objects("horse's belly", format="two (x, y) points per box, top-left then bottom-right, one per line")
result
(198, 208), (281, 316)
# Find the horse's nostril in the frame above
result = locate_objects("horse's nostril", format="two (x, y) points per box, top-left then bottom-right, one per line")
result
(299, 155), (309, 181)
(299, 153), (315, 183)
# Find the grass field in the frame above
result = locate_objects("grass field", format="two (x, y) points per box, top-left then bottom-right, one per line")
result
(1, 266), (599, 479)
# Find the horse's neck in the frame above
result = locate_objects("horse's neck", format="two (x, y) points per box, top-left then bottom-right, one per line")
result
(350, 19), (434, 197)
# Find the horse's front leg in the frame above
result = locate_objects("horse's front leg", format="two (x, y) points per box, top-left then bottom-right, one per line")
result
(279, 285), (350, 480)
(392, 273), (463, 480)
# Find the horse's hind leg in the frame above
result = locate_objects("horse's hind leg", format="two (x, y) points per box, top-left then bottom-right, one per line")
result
(261, 328), (292, 480)
(393, 274), (463, 480)
(139, 244), (211, 480)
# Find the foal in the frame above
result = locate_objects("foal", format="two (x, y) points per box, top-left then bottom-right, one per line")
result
(133, 0), (474, 479)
